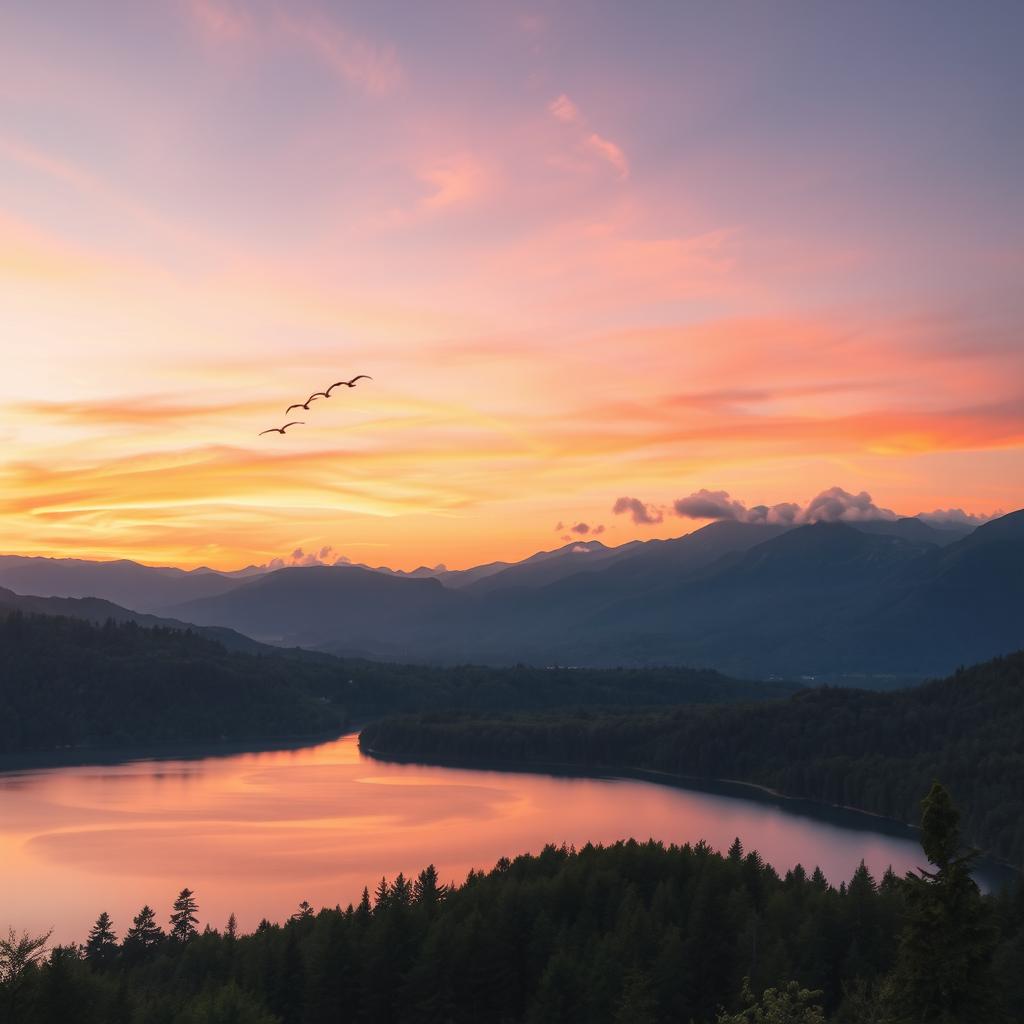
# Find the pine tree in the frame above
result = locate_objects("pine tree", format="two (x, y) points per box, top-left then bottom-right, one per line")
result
(290, 900), (314, 923)
(84, 912), (118, 968)
(169, 888), (199, 944)
(884, 782), (1000, 1023)
(225, 912), (238, 941)
(123, 906), (163, 961)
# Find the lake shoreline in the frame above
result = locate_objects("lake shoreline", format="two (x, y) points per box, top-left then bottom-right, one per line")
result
(0, 727), (356, 773)
(359, 742), (1021, 884)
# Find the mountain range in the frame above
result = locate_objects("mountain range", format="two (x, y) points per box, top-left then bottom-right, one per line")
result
(1, 511), (1018, 680)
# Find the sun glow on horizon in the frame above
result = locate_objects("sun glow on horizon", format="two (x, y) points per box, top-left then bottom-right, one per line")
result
(1, 2), (1022, 571)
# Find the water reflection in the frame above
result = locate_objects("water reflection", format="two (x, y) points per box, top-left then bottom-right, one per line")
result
(0, 734), (1002, 944)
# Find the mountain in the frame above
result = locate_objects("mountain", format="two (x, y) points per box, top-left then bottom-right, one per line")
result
(0, 555), (245, 612)
(459, 539), (640, 594)
(849, 516), (971, 546)
(6, 511), (1020, 679)
(0, 585), (274, 654)
(166, 564), (465, 653)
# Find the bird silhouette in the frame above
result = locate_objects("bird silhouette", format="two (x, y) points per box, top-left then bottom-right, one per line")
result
(325, 375), (372, 396)
(285, 396), (321, 414)
(259, 421), (304, 436)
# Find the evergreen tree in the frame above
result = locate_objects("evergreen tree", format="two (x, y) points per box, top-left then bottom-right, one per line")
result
(84, 912), (118, 968)
(884, 783), (1000, 1023)
(225, 912), (238, 941)
(169, 888), (199, 944)
(717, 978), (826, 1023)
(290, 901), (314, 923)
(123, 905), (163, 960)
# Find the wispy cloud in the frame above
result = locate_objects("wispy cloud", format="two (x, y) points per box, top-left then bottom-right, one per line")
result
(275, 9), (403, 96)
(585, 132), (629, 179)
(548, 92), (629, 179)
(184, 1), (402, 95)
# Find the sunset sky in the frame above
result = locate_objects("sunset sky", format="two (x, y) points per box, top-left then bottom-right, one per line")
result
(1, 1), (1022, 570)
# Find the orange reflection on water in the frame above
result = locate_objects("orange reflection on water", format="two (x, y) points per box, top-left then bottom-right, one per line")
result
(1, 734), (930, 944)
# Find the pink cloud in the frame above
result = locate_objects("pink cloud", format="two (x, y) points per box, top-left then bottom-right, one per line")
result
(586, 132), (629, 179)
(548, 93), (629, 180)
(275, 11), (403, 96)
(549, 93), (580, 124)
(187, 0), (250, 42)
(419, 155), (488, 211)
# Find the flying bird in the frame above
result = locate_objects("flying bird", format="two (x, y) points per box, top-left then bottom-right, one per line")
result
(325, 375), (372, 396)
(259, 421), (304, 436)
(285, 396), (321, 414)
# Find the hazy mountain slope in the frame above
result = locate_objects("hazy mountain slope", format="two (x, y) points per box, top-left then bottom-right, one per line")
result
(0, 555), (245, 612)
(167, 564), (464, 652)
(0, 586), (272, 654)
(461, 539), (640, 594)
(850, 516), (971, 546)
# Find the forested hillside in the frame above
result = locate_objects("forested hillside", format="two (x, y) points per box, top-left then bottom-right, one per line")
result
(362, 651), (1024, 866)
(0, 612), (796, 756)
(6, 786), (1023, 1023)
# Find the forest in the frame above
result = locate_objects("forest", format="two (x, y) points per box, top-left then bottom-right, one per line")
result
(3, 785), (1021, 1024)
(360, 651), (1024, 867)
(0, 611), (797, 756)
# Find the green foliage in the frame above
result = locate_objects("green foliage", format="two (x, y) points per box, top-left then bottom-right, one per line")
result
(361, 651), (1024, 865)
(883, 784), (1001, 1023)
(0, 611), (797, 758)
(7, 828), (1024, 1022)
(717, 978), (826, 1024)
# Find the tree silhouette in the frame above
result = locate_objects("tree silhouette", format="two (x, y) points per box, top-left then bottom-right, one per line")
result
(123, 905), (163, 961)
(169, 888), (199, 944)
(0, 927), (51, 1018)
(84, 912), (118, 968)
(884, 782), (1000, 1022)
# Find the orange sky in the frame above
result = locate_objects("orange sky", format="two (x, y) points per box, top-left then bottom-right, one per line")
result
(1, 2), (1021, 570)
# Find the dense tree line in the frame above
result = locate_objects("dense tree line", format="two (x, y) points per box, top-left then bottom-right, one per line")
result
(0, 611), (797, 756)
(5, 786), (1022, 1023)
(361, 651), (1024, 866)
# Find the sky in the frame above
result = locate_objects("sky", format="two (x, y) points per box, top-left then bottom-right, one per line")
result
(1, 1), (1022, 570)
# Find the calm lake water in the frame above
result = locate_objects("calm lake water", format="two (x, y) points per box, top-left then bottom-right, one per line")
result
(0, 733), (1006, 944)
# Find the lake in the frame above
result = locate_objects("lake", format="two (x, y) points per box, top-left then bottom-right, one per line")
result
(0, 733), (1006, 944)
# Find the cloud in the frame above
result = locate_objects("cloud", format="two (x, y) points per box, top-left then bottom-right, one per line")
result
(672, 486), (896, 524)
(188, 0), (249, 41)
(801, 486), (896, 523)
(266, 545), (340, 569)
(918, 507), (1002, 527)
(612, 496), (664, 525)
(418, 155), (488, 211)
(563, 521), (605, 536)
(672, 489), (749, 521)
(184, 2), (402, 96)
(548, 94), (580, 124)
(665, 485), (1003, 528)
(548, 93), (629, 179)
(275, 11), (403, 95)
(586, 133), (629, 179)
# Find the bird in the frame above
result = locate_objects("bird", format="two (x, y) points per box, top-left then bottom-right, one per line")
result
(285, 395), (321, 414)
(325, 375), (372, 396)
(259, 421), (304, 435)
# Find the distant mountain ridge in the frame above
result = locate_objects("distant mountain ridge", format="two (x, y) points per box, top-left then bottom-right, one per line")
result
(3, 511), (1020, 679)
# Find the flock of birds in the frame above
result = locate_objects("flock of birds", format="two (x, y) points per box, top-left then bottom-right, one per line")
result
(259, 375), (372, 436)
